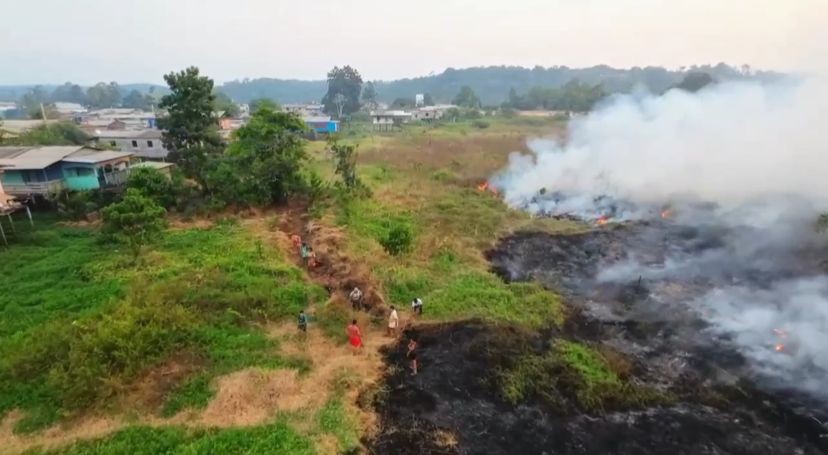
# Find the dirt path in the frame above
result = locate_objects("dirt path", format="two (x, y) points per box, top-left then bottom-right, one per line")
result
(0, 207), (397, 455)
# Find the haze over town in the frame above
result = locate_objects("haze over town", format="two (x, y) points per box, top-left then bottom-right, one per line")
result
(2, 0), (826, 84)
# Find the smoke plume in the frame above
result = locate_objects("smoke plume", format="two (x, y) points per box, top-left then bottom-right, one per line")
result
(493, 78), (828, 398)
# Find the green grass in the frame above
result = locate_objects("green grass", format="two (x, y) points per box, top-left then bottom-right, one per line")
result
(0, 221), (325, 432)
(317, 397), (360, 452)
(496, 339), (668, 412)
(32, 421), (314, 455)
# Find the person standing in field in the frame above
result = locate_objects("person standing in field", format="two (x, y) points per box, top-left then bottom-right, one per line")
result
(297, 310), (308, 334)
(407, 338), (419, 375)
(347, 319), (363, 354)
(300, 242), (310, 265)
(290, 234), (302, 251)
(349, 287), (363, 312)
(411, 297), (423, 316)
(387, 305), (399, 337)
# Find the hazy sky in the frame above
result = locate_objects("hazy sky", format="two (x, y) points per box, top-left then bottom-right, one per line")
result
(1, 0), (825, 85)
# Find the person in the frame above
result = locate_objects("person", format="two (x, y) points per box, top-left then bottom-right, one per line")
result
(407, 338), (418, 375)
(290, 234), (302, 251)
(346, 319), (363, 354)
(297, 310), (308, 333)
(307, 247), (318, 269)
(349, 287), (363, 312)
(387, 305), (399, 337)
(411, 297), (423, 316)
(300, 242), (310, 264)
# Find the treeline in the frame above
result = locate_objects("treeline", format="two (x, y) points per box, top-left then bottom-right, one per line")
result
(503, 80), (606, 112)
(3, 82), (165, 118)
(217, 63), (780, 105)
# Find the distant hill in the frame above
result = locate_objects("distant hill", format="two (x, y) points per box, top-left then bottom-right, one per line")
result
(0, 64), (781, 106)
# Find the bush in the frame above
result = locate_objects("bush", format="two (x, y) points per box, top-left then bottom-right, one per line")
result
(56, 191), (99, 221)
(101, 188), (167, 257)
(379, 223), (414, 256)
(472, 120), (490, 129)
(127, 167), (174, 207)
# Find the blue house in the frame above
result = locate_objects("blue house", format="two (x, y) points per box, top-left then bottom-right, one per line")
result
(303, 116), (339, 134)
(0, 146), (134, 197)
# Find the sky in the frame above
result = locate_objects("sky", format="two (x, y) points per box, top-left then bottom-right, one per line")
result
(1, 0), (825, 85)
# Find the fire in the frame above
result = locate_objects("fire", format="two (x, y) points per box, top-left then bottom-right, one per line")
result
(596, 215), (610, 226)
(477, 181), (499, 195)
(775, 343), (785, 353)
(661, 209), (673, 219)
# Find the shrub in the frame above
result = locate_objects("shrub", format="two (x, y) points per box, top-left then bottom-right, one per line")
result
(379, 223), (414, 256)
(472, 120), (490, 129)
(56, 191), (99, 221)
(127, 167), (173, 207)
(101, 188), (167, 257)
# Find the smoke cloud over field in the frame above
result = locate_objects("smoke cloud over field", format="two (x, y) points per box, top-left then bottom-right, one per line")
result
(493, 79), (828, 398)
(495, 78), (828, 218)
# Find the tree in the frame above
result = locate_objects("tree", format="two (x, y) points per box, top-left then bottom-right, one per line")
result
(210, 107), (309, 205)
(122, 90), (154, 110)
(12, 122), (89, 146)
(157, 67), (223, 185)
(674, 72), (714, 93)
(390, 97), (415, 109)
(361, 81), (377, 110)
(213, 91), (240, 118)
(321, 66), (363, 118)
(126, 167), (174, 207)
(102, 188), (166, 258)
(19, 86), (50, 118)
(452, 86), (481, 108)
(51, 82), (87, 105)
(249, 98), (279, 114)
(86, 82), (121, 108)
(331, 141), (359, 189)
(423, 93), (435, 106)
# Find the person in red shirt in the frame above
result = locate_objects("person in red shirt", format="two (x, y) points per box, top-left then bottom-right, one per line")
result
(346, 319), (363, 355)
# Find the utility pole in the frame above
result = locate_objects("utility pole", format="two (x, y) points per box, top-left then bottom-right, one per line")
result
(39, 103), (47, 122)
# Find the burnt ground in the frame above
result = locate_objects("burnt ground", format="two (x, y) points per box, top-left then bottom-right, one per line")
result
(367, 222), (828, 455)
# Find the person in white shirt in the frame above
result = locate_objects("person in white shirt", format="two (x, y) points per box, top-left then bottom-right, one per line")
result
(411, 297), (423, 316)
(387, 305), (399, 336)
(349, 287), (363, 311)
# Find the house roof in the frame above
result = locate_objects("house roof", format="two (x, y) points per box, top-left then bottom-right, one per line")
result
(63, 148), (133, 164)
(0, 146), (131, 169)
(0, 119), (59, 134)
(92, 129), (163, 139)
(133, 161), (174, 170)
(302, 116), (336, 123)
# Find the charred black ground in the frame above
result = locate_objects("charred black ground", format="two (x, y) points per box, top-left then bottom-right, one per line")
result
(367, 221), (828, 455)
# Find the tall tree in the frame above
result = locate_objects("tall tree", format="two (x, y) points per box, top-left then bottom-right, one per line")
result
(51, 82), (88, 105)
(321, 66), (363, 118)
(249, 98), (279, 114)
(19, 86), (50, 118)
(102, 188), (166, 259)
(86, 82), (121, 108)
(452, 86), (481, 108)
(423, 93), (435, 106)
(157, 67), (223, 185)
(361, 81), (377, 110)
(209, 107), (309, 205)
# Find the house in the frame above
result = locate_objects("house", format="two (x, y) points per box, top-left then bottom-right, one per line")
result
(0, 146), (133, 197)
(283, 103), (325, 117)
(52, 102), (87, 117)
(131, 161), (175, 177)
(0, 119), (59, 138)
(77, 109), (156, 130)
(303, 116), (339, 134)
(90, 130), (169, 160)
(411, 104), (457, 122)
(372, 110), (412, 131)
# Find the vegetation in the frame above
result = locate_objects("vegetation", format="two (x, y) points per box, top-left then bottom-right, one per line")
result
(674, 72), (715, 92)
(379, 223), (414, 256)
(158, 67), (223, 184)
(85, 82), (122, 109)
(321, 66), (363, 118)
(504, 80), (606, 112)
(1, 122), (89, 146)
(249, 97), (279, 114)
(452, 85), (482, 108)
(101, 188), (167, 257)
(122, 89), (155, 110)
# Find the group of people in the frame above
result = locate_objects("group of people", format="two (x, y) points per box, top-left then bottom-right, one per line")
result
(290, 234), (317, 269)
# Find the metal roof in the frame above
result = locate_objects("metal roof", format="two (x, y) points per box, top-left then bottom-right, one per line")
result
(92, 129), (163, 139)
(63, 148), (133, 164)
(0, 146), (131, 169)
(133, 161), (174, 170)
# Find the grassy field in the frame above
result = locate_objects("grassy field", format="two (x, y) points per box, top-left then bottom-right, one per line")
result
(0, 116), (634, 454)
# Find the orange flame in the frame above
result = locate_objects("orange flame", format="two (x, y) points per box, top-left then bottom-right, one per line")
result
(775, 343), (785, 352)
(661, 209), (673, 219)
(596, 215), (610, 226)
(477, 182), (499, 195)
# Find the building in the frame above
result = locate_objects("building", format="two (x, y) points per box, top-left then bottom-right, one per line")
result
(0, 146), (133, 197)
(0, 102), (17, 113)
(303, 116), (339, 134)
(283, 103), (325, 117)
(0, 165), (11, 206)
(52, 102), (87, 117)
(0, 119), (59, 138)
(90, 130), (169, 160)
(411, 104), (457, 122)
(372, 110), (413, 131)
(77, 109), (156, 130)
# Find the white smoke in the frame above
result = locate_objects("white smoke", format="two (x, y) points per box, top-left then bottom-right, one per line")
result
(494, 78), (828, 218)
(493, 78), (828, 398)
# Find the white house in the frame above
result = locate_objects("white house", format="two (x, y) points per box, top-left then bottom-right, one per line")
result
(282, 103), (325, 117)
(411, 104), (457, 122)
(91, 129), (168, 160)
(372, 110), (413, 132)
